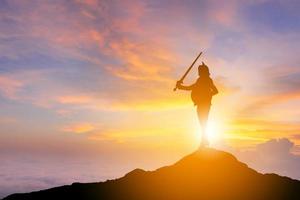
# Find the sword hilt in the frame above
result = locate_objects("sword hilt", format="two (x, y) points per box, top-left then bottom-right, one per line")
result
(173, 80), (183, 92)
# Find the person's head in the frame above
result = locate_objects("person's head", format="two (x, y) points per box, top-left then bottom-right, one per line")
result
(198, 62), (210, 77)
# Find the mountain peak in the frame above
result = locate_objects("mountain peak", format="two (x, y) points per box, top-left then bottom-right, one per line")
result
(175, 147), (239, 166)
(4, 148), (300, 200)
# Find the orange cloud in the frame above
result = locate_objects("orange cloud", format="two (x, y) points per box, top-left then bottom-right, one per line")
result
(56, 95), (93, 104)
(105, 36), (175, 82)
(54, 92), (189, 112)
(87, 125), (197, 150)
(89, 30), (105, 47)
(223, 118), (300, 148)
(28, 1), (173, 83)
(62, 123), (95, 134)
(55, 109), (74, 117)
(240, 90), (300, 116)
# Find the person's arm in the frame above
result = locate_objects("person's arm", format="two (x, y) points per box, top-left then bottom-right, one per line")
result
(210, 79), (218, 95)
(176, 81), (195, 91)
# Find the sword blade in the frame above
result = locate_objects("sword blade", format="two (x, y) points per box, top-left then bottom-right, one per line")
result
(173, 51), (203, 91)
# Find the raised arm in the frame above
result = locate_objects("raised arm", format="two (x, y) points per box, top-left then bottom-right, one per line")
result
(176, 81), (195, 91)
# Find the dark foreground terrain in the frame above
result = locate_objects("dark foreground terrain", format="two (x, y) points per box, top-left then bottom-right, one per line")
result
(3, 148), (300, 200)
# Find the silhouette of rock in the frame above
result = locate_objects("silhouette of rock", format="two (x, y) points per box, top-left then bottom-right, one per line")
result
(3, 148), (300, 200)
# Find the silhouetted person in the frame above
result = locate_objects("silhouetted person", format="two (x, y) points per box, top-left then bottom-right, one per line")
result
(176, 62), (218, 147)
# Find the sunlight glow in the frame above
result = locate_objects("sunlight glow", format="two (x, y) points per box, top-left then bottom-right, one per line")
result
(195, 120), (223, 146)
(207, 120), (221, 144)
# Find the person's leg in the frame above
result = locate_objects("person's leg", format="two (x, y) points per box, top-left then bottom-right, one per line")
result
(197, 105), (210, 147)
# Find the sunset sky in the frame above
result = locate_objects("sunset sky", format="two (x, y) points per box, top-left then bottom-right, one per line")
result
(1, 0), (300, 198)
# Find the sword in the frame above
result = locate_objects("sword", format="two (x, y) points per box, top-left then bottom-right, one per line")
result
(173, 52), (203, 91)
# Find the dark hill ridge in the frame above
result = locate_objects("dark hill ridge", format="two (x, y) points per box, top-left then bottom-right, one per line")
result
(3, 148), (300, 200)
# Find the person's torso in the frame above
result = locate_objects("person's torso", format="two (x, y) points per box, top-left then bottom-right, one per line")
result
(191, 77), (212, 105)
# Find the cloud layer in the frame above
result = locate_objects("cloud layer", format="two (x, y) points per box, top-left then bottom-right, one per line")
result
(231, 138), (300, 180)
